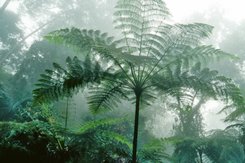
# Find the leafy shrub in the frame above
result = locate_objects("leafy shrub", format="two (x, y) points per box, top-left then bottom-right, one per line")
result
(0, 121), (71, 163)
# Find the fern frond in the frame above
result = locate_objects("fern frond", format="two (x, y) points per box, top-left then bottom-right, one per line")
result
(152, 63), (245, 112)
(33, 56), (106, 104)
(221, 82), (245, 121)
(168, 23), (214, 47)
(114, 0), (170, 56)
(160, 45), (234, 70)
(45, 28), (122, 63)
(171, 132), (244, 163)
(101, 131), (132, 150)
(88, 79), (129, 113)
(78, 117), (126, 134)
(139, 138), (172, 162)
(45, 27), (157, 68)
(70, 118), (132, 162)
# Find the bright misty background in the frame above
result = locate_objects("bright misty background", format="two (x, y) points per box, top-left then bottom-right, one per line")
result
(164, 0), (245, 133)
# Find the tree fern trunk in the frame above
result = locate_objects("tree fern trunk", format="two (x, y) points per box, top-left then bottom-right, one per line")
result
(132, 95), (140, 163)
(65, 97), (69, 130)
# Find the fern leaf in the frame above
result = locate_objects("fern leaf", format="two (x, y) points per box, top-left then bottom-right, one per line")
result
(33, 56), (107, 104)
(78, 117), (126, 134)
(88, 79), (129, 113)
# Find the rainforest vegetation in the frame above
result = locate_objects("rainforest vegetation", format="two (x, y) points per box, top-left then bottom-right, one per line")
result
(1, 0), (245, 162)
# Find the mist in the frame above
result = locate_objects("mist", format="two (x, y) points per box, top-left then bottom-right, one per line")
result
(1, 0), (245, 162)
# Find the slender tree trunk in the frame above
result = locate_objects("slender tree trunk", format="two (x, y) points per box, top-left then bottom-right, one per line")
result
(0, 0), (11, 13)
(65, 97), (69, 130)
(132, 95), (140, 163)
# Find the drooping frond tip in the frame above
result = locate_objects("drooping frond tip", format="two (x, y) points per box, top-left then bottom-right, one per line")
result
(88, 79), (129, 114)
(32, 56), (105, 105)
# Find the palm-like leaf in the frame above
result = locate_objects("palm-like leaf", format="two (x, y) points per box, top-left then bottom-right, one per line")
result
(38, 24), (238, 113)
(45, 28), (151, 65)
(77, 117), (126, 134)
(33, 56), (106, 104)
(69, 117), (132, 162)
(32, 0), (245, 162)
(138, 138), (172, 162)
(172, 130), (245, 163)
(153, 62), (245, 118)
(88, 79), (129, 113)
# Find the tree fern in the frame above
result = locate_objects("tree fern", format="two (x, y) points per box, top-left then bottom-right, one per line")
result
(153, 62), (245, 138)
(138, 138), (172, 162)
(33, 56), (107, 104)
(77, 117), (126, 134)
(69, 117), (132, 162)
(33, 0), (245, 162)
(88, 79), (129, 113)
(153, 62), (245, 113)
(171, 130), (245, 163)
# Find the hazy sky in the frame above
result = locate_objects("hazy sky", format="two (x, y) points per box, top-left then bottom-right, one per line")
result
(1, 0), (245, 20)
(2, 0), (245, 24)
(165, 0), (245, 23)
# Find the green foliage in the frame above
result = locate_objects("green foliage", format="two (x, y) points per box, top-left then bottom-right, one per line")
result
(0, 116), (134, 162)
(172, 130), (245, 163)
(88, 78), (129, 113)
(4, 0), (245, 162)
(69, 117), (170, 162)
(15, 40), (74, 82)
(37, 0), (238, 114)
(14, 103), (56, 123)
(153, 62), (245, 136)
(138, 138), (172, 162)
(0, 68), (11, 83)
(0, 121), (70, 163)
(45, 28), (120, 62)
(33, 56), (106, 104)
(68, 117), (132, 162)
(173, 105), (204, 137)
(204, 130), (244, 163)
(0, 81), (33, 121)
(227, 121), (245, 154)
(78, 117), (126, 134)
(32, 0), (245, 162)
(0, 83), (12, 120)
